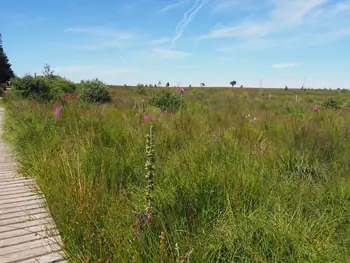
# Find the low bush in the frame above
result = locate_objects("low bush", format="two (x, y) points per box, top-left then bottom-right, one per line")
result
(322, 97), (342, 110)
(9, 74), (77, 101)
(149, 91), (185, 112)
(79, 78), (110, 103)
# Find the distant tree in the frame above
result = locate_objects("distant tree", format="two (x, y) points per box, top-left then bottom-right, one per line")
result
(157, 81), (162, 87)
(42, 63), (54, 79)
(189, 84), (191, 87)
(240, 85), (243, 88)
(285, 85), (288, 90)
(0, 34), (15, 84)
(200, 82), (205, 87)
(166, 82), (170, 87)
(230, 80), (237, 87)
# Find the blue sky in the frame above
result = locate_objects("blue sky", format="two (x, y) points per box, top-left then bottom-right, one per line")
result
(1, 0), (350, 88)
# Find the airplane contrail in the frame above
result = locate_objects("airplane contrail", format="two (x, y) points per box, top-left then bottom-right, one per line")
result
(169, 0), (208, 49)
(120, 56), (126, 64)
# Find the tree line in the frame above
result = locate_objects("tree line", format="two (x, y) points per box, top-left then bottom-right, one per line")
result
(0, 33), (14, 87)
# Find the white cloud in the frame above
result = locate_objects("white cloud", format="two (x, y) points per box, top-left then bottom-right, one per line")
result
(212, 0), (259, 13)
(62, 26), (137, 51)
(53, 65), (138, 75)
(169, 0), (208, 49)
(272, 63), (302, 69)
(201, 0), (350, 50)
(152, 48), (191, 59)
(57, 41), (126, 51)
(150, 37), (171, 44)
(202, 0), (327, 39)
(160, 0), (187, 12)
(64, 27), (135, 39)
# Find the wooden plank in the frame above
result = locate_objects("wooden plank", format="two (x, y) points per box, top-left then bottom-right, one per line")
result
(0, 231), (59, 249)
(0, 243), (62, 262)
(0, 196), (42, 207)
(0, 186), (40, 195)
(17, 252), (66, 263)
(0, 218), (54, 234)
(0, 236), (59, 255)
(0, 207), (47, 221)
(0, 191), (36, 201)
(0, 178), (34, 186)
(0, 225), (58, 240)
(0, 203), (45, 215)
(0, 212), (49, 227)
(0, 199), (44, 212)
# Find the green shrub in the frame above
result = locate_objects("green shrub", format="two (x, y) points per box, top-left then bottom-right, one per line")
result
(149, 91), (185, 112)
(10, 75), (53, 100)
(9, 71), (77, 101)
(136, 83), (146, 94)
(50, 76), (76, 93)
(322, 97), (342, 110)
(79, 78), (110, 103)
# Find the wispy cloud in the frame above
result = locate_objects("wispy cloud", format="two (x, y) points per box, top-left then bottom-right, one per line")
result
(57, 41), (126, 51)
(152, 48), (190, 59)
(272, 63), (302, 69)
(53, 65), (137, 75)
(119, 56), (126, 64)
(62, 26), (137, 51)
(64, 27), (135, 39)
(212, 0), (258, 13)
(160, 0), (187, 12)
(150, 37), (171, 44)
(202, 0), (327, 39)
(201, 0), (350, 51)
(169, 0), (208, 49)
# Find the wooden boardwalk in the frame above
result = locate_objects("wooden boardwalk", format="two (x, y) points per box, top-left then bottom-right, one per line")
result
(0, 108), (67, 263)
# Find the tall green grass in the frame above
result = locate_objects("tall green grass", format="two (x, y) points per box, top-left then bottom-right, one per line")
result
(3, 88), (350, 262)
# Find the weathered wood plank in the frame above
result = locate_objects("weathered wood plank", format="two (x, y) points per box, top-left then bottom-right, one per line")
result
(18, 252), (66, 263)
(0, 224), (57, 240)
(0, 203), (45, 215)
(0, 244), (62, 262)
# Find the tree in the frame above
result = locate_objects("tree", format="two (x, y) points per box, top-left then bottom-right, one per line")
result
(230, 80), (237, 87)
(200, 82), (205, 87)
(42, 63), (54, 79)
(166, 82), (170, 87)
(0, 34), (15, 84)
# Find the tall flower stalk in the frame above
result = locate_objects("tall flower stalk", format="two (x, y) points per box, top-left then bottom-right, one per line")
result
(145, 123), (155, 211)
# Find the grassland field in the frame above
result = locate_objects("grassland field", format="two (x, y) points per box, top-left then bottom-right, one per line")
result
(2, 86), (350, 263)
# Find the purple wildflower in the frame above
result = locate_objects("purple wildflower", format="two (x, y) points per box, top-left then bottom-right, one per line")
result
(54, 106), (63, 119)
(144, 113), (151, 121)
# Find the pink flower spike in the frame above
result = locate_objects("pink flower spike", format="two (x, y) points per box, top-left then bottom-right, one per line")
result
(253, 117), (257, 121)
(247, 114), (251, 117)
(145, 209), (151, 225)
(144, 114), (151, 121)
(54, 106), (62, 119)
(313, 105), (319, 112)
(180, 87), (185, 94)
